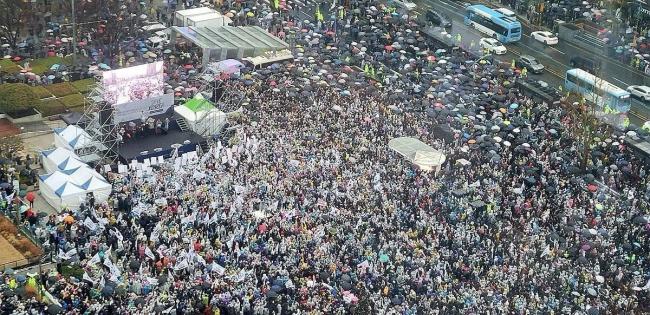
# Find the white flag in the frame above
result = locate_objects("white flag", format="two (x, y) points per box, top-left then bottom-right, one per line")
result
(145, 246), (156, 260)
(83, 272), (95, 284)
(84, 217), (98, 231)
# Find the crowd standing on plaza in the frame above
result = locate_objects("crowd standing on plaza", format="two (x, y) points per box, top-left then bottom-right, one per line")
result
(1, 0), (650, 314)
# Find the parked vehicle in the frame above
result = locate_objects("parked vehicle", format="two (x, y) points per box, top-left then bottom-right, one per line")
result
(627, 85), (650, 102)
(464, 4), (521, 43)
(425, 9), (452, 28)
(516, 55), (545, 73)
(531, 31), (558, 45)
(479, 37), (507, 54)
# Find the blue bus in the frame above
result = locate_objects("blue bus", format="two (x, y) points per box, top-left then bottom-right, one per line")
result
(565, 68), (631, 113)
(464, 5), (521, 43)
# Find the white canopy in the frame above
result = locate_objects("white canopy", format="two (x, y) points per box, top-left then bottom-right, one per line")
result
(38, 167), (111, 211)
(41, 147), (83, 173)
(54, 125), (93, 150)
(388, 137), (447, 172)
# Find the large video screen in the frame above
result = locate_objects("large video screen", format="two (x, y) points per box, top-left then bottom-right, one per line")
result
(101, 62), (165, 106)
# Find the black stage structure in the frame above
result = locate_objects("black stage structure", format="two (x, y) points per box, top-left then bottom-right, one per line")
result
(117, 119), (203, 162)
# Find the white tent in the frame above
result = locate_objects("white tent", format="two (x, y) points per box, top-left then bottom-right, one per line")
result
(41, 147), (83, 173)
(54, 125), (93, 150)
(174, 94), (227, 136)
(38, 168), (111, 211)
(388, 137), (447, 172)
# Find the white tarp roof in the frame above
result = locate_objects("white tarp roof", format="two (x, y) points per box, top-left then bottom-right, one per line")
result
(388, 137), (446, 171)
(54, 125), (93, 149)
(41, 148), (79, 165)
(40, 171), (72, 190)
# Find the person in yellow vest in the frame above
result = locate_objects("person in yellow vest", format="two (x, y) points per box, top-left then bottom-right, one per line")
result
(511, 59), (516, 69)
(623, 116), (630, 128)
(521, 67), (527, 77)
(339, 7), (345, 20)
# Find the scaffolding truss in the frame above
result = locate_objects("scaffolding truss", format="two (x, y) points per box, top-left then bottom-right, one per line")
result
(78, 76), (120, 164)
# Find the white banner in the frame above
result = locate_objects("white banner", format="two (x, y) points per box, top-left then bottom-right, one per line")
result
(113, 93), (174, 123)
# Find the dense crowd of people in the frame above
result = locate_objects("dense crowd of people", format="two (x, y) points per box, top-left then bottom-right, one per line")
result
(1, 0), (650, 314)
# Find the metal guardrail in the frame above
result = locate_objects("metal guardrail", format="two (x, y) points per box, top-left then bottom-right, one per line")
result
(0, 255), (43, 271)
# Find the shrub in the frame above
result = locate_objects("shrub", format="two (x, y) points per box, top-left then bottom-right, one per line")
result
(0, 83), (38, 113)
(59, 93), (85, 108)
(37, 98), (67, 117)
(30, 85), (52, 99)
(0, 59), (21, 75)
(45, 82), (76, 97)
(71, 78), (96, 94)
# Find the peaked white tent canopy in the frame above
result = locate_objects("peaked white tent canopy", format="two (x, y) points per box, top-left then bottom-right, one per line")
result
(39, 167), (111, 211)
(388, 137), (447, 172)
(41, 147), (84, 173)
(54, 125), (93, 150)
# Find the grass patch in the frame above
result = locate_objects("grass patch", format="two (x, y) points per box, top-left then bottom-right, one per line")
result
(45, 82), (76, 97)
(0, 84), (38, 113)
(37, 98), (67, 117)
(59, 93), (85, 108)
(29, 56), (65, 74)
(0, 59), (21, 75)
(71, 78), (96, 94)
(30, 85), (52, 99)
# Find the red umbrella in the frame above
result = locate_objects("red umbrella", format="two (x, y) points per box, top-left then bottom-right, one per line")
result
(47, 51), (56, 57)
(25, 191), (35, 203)
(184, 64), (193, 69)
(385, 45), (394, 51)
(587, 184), (598, 192)
(13, 56), (21, 61)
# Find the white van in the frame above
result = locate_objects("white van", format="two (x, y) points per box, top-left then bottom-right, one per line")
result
(495, 8), (516, 17)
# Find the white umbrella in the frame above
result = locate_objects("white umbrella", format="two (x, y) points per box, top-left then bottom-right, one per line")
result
(332, 105), (342, 111)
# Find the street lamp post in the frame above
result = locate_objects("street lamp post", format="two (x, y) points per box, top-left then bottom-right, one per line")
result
(71, 0), (77, 64)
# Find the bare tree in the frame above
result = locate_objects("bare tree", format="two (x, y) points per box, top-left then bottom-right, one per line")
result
(0, 0), (24, 49)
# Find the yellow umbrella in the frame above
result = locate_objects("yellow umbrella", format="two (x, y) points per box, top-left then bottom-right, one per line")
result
(246, 12), (255, 17)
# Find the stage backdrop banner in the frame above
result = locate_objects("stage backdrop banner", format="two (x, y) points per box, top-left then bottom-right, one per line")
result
(113, 93), (174, 123)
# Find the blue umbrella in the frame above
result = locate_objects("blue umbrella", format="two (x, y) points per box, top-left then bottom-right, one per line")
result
(47, 75), (55, 80)
(140, 47), (148, 52)
(15, 274), (26, 282)
(99, 63), (110, 70)
(510, 103), (519, 109)
(50, 64), (60, 71)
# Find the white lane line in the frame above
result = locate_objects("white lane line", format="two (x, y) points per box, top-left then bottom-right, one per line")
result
(547, 46), (565, 55)
(612, 77), (627, 87)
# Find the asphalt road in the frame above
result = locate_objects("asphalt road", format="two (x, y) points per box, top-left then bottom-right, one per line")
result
(414, 0), (650, 124)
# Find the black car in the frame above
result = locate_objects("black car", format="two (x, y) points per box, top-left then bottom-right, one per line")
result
(425, 9), (452, 28)
(569, 56), (601, 74)
(516, 55), (545, 73)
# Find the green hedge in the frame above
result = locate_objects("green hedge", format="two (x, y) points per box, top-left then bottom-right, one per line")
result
(37, 98), (67, 117)
(29, 56), (64, 75)
(0, 59), (21, 75)
(71, 78), (96, 94)
(30, 85), (52, 99)
(59, 93), (85, 108)
(0, 83), (39, 113)
(45, 82), (76, 97)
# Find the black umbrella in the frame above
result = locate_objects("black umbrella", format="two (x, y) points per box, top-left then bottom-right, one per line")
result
(341, 281), (352, 290)
(633, 216), (649, 224)
(47, 304), (64, 314)
(267, 290), (278, 299)
(129, 260), (140, 271)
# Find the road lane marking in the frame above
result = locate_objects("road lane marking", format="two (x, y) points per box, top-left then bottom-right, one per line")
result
(547, 46), (565, 55)
(611, 77), (627, 87)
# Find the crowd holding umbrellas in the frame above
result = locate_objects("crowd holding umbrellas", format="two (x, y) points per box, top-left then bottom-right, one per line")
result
(1, 0), (650, 314)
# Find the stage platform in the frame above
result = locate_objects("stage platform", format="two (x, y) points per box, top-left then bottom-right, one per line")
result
(118, 121), (204, 162)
